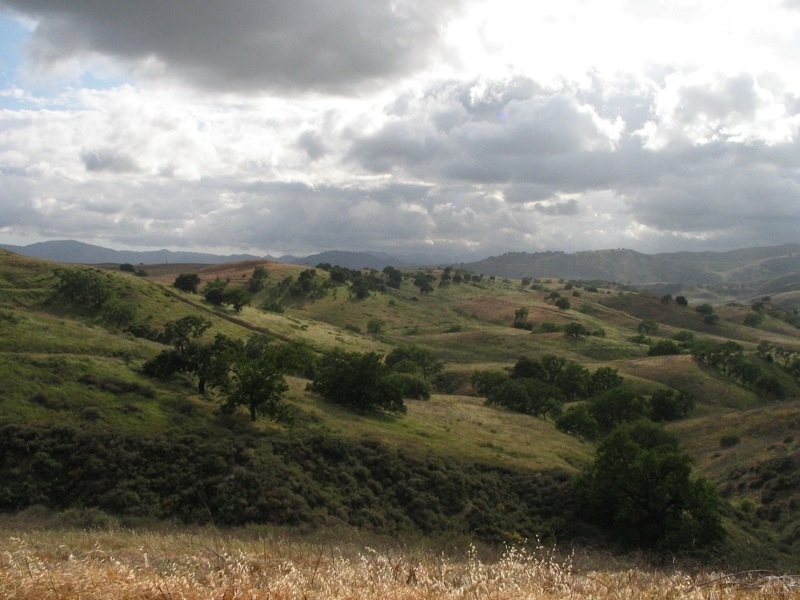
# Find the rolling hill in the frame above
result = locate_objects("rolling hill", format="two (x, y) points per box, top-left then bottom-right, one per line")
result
(2, 247), (800, 568)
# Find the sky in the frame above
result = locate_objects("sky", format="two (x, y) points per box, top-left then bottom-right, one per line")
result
(2, 1), (800, 261)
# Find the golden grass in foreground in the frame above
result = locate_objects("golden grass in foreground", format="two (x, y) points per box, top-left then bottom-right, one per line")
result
(2, 528), (799, 599)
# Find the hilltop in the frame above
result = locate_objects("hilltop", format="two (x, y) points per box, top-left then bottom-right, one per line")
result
(5, 240), (800, 291)
(2, 248), (800, 568)
(460, 244), (800, 287)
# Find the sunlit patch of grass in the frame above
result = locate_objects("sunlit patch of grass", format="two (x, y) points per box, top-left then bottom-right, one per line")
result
(288, 379), (592, 472)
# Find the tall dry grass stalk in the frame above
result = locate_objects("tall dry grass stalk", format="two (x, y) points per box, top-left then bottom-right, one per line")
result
(1, 528), (798, 599)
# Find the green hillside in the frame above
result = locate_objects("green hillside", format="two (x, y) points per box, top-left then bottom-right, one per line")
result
(2, 249), (800, 567)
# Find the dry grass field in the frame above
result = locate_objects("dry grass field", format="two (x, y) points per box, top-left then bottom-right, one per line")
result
(2, 527), (799, 600)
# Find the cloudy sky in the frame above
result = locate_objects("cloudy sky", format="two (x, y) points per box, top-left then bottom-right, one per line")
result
(1, 1), (800, 260)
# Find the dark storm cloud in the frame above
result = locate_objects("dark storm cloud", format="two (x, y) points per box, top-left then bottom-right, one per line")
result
(3, 0), (463, 93)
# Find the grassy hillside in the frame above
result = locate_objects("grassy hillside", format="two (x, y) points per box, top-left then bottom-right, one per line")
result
(3, 249), (800, 567)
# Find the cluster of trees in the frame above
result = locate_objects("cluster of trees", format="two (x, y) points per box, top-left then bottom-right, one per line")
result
(695, 303), (719, 325)
(119, 263), (148, 277)
(626, 319), (693, 357)
(142, 316), (313, 421)
(473, 353), (720, 552)
(747, 296), (800, 330)
(310, 344), (442, 412)
(472, 355), (626, 422)
(53, 267), (143, 332)
(473, 355), (696, 441)
(143, 319), (441, 419)
(512, 307), (604, 338)
(173, 272), (249, 311)
(692, 340), (786, 398)
(203, 278), (249, 311)
(557, 386), (694, 439)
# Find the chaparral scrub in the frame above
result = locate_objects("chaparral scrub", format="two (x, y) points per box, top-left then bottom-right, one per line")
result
(1, 528), (798, 599)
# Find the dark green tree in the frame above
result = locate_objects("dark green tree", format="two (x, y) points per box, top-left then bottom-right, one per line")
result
(578, 421), (724, 551)
(743, 312), (763, 327)
(637, 319), (659, 335)
(203, 278), (228, 305)
(486, 378), (563, 419)
(382, 265), (403, 289)
(222, 287), (249, 312)
(540, 354), (567, 384)
(555, 361), (591, 401)
(648, 340), (682, 356)
(54, 267), (114, 309)
(589, 387), (648, 432)
(161, 315), (212, 351)
(564, 322), (590, 339)
(588, 367), (624, 395)
(143, 317), (236, 395)
(385, 345), (443, 380)
(649, 389), (695, 422)
(310, 349), (406, 413)
(173, 272), (201, 293)
(555, 297), (571, 310)
(513, 307), (530, 329)
(248, 266), (269, 292)
(188, 333), (241, 395)
(290, 269), (319, 296)
(510, 356), (546, 380)
(384, 372), (431, 400)
(471, 370), (508, 396)
(555, 404), (599, 440)
(414, 272), (436, 294)
(350, 278), (372, 299)
(695, 303), (715, 317)
(224, 342), (302, 421)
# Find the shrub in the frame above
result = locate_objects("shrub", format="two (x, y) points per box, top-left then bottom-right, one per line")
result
(648, 340), (681, 356)
(720, 433), (740, 448)
(555, 297), (571, 310)
(101, 298), (138, 328)
(261, 300), (285, 313)
(366, 319), (384, 334)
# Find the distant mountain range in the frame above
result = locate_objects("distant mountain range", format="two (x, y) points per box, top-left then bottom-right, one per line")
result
(0, 240), (410, 271)
(4, 239), (800, 286)
(458, 244), (800, 286)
